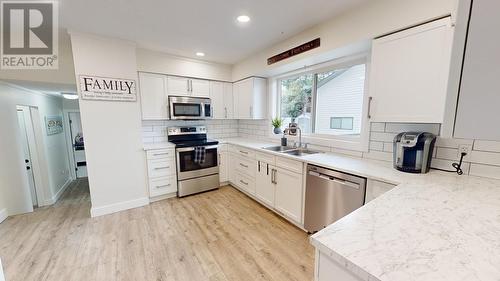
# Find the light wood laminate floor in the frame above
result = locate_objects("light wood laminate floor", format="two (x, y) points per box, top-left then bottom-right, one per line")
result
(0, 179), (314, 281)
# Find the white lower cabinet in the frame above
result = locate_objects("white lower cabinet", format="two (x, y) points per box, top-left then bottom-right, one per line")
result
(218, 144), (228, 183)
(273, 165), (304, 224)
(145, 148), (177, 199)
(255, 161), (274, 207)
(315, 250), (363, 281)
(227, 145), (304, 226)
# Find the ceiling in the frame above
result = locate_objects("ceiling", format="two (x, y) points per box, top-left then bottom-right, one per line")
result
(60, 0), (368, 64)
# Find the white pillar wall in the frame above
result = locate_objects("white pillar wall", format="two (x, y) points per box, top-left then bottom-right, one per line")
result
(69, 32), (148, 217)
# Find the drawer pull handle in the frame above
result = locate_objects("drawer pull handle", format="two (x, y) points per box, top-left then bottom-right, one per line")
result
(156, 184), (171, 188)
(153, 152), (170, 156)
(239, 163), (248, 168)
(239, 150), (248, 155)
(154, 166), (170, 170)
(240, 180), (248, 185)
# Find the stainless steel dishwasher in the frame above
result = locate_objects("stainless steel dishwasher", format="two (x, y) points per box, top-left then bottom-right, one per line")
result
(304, 164), (366, 233)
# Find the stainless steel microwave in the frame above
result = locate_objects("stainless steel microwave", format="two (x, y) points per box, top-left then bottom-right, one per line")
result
(168, 96), (212, 120)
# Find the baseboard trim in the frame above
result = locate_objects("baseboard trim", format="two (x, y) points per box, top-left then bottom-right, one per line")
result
(43, 178), (72, 206)
(0, 208), (8, 224)
(90, 197), (150, 218)
(149, 192), (177, 203)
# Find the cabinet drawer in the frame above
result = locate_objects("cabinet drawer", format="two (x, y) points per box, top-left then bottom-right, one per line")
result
(146, 148), (175, 160)
(147, 158), (176, 178)
(235, 171), (255, 195)
(149, 176), (177, 197)
(256, 151), (275, 164)
(276, 156), (303, 174)
(234, 156), (256, 177)
(230, 145), (255, 159)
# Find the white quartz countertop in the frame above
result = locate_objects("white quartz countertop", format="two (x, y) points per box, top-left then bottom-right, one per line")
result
(219, 138), (500, 281)
(143, 142), (175, 150)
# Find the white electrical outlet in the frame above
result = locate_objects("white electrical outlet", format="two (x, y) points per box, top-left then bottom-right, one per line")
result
(458, 144), (470, 157)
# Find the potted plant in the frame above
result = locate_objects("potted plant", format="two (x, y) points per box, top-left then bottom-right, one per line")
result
(271, 117), (283, 134)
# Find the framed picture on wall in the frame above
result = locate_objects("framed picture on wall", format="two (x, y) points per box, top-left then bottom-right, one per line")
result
(46, 116), (63, 135)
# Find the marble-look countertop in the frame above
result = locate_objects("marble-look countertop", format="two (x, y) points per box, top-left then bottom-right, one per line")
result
(143, 142), (175, 150)
(144, 138), (500, 281)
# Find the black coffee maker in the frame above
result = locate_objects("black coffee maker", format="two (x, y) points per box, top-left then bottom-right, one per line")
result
(393, 132), (436, 173)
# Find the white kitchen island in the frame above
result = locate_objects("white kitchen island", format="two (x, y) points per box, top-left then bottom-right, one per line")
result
(311, 174), (500, 281)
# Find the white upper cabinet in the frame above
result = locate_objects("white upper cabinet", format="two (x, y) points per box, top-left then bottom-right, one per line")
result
(166, 76), (210, 97)
(234, 77), (267, 119)
(210, 81), (234, 119)
(191, 78), (210, 97)
(167, 76), (190, 96)
(454, 0), (500, 140)
(223, 82), (234, 119)
(368, 17), (454, 123)
(209, 81), (225, 119)
(138, 72), (169, 120)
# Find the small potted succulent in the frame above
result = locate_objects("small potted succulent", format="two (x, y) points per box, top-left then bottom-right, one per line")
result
(271, 117), (283, 135)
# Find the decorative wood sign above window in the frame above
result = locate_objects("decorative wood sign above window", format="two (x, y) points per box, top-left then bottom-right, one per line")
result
(267, 38), (320, 65)
(78, 75), (137, 102)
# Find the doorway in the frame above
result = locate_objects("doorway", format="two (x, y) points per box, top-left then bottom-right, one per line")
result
(66, 112), (87, 178)
(16, 106), (42, 208)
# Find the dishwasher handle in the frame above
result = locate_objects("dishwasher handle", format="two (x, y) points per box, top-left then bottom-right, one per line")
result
(308, 171), (360, 190)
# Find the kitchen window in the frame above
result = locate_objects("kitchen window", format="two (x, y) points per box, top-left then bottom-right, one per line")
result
(278, 61), (367, 138)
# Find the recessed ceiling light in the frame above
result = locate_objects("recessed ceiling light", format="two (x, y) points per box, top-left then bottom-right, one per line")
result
(237, 15), (250, 23)
(62, 93), (78, 100)
(196, 52), (205, 57)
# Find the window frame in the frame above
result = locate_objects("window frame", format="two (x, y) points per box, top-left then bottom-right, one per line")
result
(274, 54), (371, 152)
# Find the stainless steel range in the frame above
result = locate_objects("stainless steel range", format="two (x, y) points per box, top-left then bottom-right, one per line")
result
(167, 126), (219, 197)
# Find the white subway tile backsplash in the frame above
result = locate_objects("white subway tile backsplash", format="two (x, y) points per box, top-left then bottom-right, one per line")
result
(370, 132), (397, 142)
(369, 141), (384, 151)
(473, 140), (500, 153)
(384, 123), (441, 135)
(469, 164), (500, 180)
(469, 150), (500, 166)
(370, 122), (385, 132)
(430, 158), (470, 174)
(435, 137), (474, 149)
(331, 148), (364, 158)
(383, 142), (393, 153)
(435, 147), (461, 161)
(363, 150), (393, 162)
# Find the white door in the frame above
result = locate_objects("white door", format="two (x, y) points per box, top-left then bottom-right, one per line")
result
(17, 108), (38, 207)
(368, 17), (453, 123)
(167, 76), (190, 96)
(68, 112), (87, 178)
(191, 79), (210, 97)
(223, 82), (234, 119)
(255, 161), (275, 207)
(273, 166), (303, 223)
(219, 151), (228, 182)
(235, 78), (253, 119)
(210, 81), (225, 119)
(139, 73), (169, 120)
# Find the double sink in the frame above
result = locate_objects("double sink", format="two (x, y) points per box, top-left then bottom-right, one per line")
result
(263, 145), (320, 157)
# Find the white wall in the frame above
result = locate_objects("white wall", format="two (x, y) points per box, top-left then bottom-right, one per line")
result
(0, 83), (71, 217)
(232, 0), (457, 80)
(137, 48), (232, 81)
(69, 32), (148, 217)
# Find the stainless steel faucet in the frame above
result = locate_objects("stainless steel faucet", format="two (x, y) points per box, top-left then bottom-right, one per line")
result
(284, 123), (303, 149)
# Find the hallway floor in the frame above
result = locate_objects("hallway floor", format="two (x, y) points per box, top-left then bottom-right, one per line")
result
(0, 179), (314, 281)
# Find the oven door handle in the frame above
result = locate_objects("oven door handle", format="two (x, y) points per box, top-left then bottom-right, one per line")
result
(176, 145), (218, 153)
